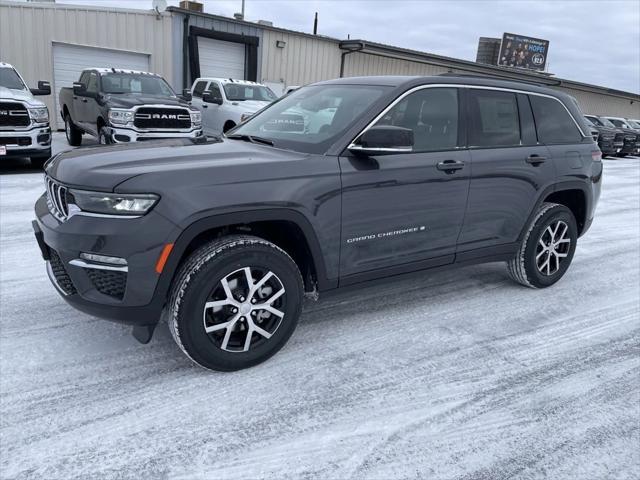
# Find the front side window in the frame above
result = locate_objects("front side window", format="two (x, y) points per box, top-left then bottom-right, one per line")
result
(207, 82), (222, 99)
(101, 73), (175, 97)
(86, 73), (99, 94)
(468, 89), (520, 147)
(223, 84), (277, 102)
(530, 95), (583, 144)
(373, 87), (458, 151)
(231, 84), (390, 154)
(0, 68), (26, 90)
(192, 81), (208, 98)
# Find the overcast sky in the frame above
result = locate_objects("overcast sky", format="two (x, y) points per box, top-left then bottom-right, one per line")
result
(55, 0), (640, 93)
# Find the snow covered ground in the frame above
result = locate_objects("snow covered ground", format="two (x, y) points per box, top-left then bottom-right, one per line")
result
(1, 144), (639, 479)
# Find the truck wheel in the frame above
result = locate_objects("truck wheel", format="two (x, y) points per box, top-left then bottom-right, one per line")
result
(64, 114), (82, 146)
(168, 235), (304, 371)
(507, 202), (578, 289)
(98, 127), (112, 145)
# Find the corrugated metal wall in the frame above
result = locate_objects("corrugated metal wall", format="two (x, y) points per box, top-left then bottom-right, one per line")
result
(0, 1), (175, 128)
(556, 86), (640, 118)
(260, 30), (341, 88)
(343, 52), (449, 77)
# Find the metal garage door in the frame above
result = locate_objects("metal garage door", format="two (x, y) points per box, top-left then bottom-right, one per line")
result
(52, 43), (150, 126)
(197, 37), (246, 79)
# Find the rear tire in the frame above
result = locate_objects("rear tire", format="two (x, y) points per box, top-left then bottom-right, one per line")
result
(168, 235), (304, 371)
(64, 114), (82, 146)
(507, 202), (578, 288)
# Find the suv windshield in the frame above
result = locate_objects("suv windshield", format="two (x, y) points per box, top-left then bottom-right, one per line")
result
(597, 117), (617, 128)
(609, 119), (628, 128)
(0, 68), (26, 90)
(101, 73), (175, 96)
(223, 84), (277, 102)
(627, 120), (640, 129)
(229, 84), (390, 154)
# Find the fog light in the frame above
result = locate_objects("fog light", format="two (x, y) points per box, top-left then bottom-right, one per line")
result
(80, 252), (127, 266)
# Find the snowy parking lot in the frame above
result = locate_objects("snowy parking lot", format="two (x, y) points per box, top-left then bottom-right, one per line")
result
(1, 136), (639, 479)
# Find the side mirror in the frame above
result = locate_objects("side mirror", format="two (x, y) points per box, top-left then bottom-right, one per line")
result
(30, 80), (51, 96)
(203, 91), (222, 105)
(182, 89), (192, 101)
(73, 82), (86, 96)
(349, 126), (414, 155)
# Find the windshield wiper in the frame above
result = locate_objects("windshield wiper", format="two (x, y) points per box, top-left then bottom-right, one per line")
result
(226, 134), (274, 146)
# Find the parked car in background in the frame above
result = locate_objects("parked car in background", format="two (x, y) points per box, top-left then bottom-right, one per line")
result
(605, 116), (640, 155)
(190, 78), (277, 135)
(34, 75), (602, 371)
(583, 116), (619, 158)
(585, 115), (636, 157)
(59, 68), (202, 146)
(0, 62), (52, 167)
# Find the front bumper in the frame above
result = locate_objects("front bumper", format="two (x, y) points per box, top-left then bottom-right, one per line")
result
(106, 125), (203, 143)
(33, 193), (179, 325)
(0, 124), (51, 157)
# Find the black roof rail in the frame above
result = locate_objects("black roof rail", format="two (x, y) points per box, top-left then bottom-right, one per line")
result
(437, 72), (553, 88)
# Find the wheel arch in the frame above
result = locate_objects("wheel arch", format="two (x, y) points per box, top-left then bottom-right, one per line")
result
(521, 182), (591, 241)
(155, 209), (335, 304)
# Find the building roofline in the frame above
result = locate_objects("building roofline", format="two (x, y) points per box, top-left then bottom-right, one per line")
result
(0, 0), (169, 16)
(168, 6), (639, 102)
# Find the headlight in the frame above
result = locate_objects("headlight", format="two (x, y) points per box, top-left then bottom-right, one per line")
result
(190, 110), (202, 125)
(108, 109), (135, 125)
(69, 190), (159, 216)
(29, 107), (49, 123)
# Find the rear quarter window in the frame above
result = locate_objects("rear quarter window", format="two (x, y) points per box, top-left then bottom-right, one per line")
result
(530, 95), (583, 144)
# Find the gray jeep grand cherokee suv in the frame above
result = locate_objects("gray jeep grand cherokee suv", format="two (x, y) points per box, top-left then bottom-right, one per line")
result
(33, 75), (602, 371)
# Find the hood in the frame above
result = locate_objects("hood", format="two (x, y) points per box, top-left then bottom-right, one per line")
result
(229, 99), (271, 114)
(0, 86), (43, 107)
(591, 125), (619, 136)
(104, 93), (192, 109)
(46, 137), (307, 191)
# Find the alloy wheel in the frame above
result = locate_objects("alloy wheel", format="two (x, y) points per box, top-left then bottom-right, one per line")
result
(536, 220), (571, 276)
(202, 267), (286, 352)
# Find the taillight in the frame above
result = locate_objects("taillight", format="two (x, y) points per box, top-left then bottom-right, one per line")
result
(592, 150), (602, 162)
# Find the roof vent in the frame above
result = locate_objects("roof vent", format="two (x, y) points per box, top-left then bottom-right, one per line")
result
(257, 20), (273, 26)
(179, 1), (203, 12)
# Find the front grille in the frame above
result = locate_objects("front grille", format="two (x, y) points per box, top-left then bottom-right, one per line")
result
(0, 102), (30, 128)
(45, 176), (69, 221)
(614, 133), (625, 143)
(85, 268), (127, 300)
(0, 136), (31, 146)
(133, 107), (191, 130)
(49, 250), (77, 295)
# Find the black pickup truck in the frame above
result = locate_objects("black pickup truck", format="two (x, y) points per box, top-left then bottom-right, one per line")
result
(59, 68), (203, 145)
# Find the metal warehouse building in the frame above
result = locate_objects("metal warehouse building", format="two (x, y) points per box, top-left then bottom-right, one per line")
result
(2, 0), (638, 129)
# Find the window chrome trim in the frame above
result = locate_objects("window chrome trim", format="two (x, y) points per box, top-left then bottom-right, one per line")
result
(347, 83), (588, 150)
(348, 144), (413, 153)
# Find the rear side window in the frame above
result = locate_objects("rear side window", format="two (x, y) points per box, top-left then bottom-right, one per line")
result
(530, 95), (583, 144)
(375, 87), (459, 151)
(192, 81), (208, 98)
(468, 89), (520, 147)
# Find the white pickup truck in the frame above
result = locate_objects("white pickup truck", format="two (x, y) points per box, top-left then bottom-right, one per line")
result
(189, 78), (277, 135)
(0, 62), (52, 167)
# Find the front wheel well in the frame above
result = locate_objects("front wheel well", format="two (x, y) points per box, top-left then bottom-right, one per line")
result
(544, 189), (587, 234)
(179, 220), (318, 293)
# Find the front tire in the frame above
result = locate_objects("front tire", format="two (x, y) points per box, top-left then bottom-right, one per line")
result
(64, 114), (82, 146)
(507, 202), (578, 288)
(168, 235), (304, 371)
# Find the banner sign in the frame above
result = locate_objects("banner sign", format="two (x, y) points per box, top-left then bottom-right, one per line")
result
(498, 32), (549, 71)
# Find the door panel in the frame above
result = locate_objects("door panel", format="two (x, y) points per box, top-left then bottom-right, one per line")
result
(457, 146), (554, 250)
(339, 150), (471, 277)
